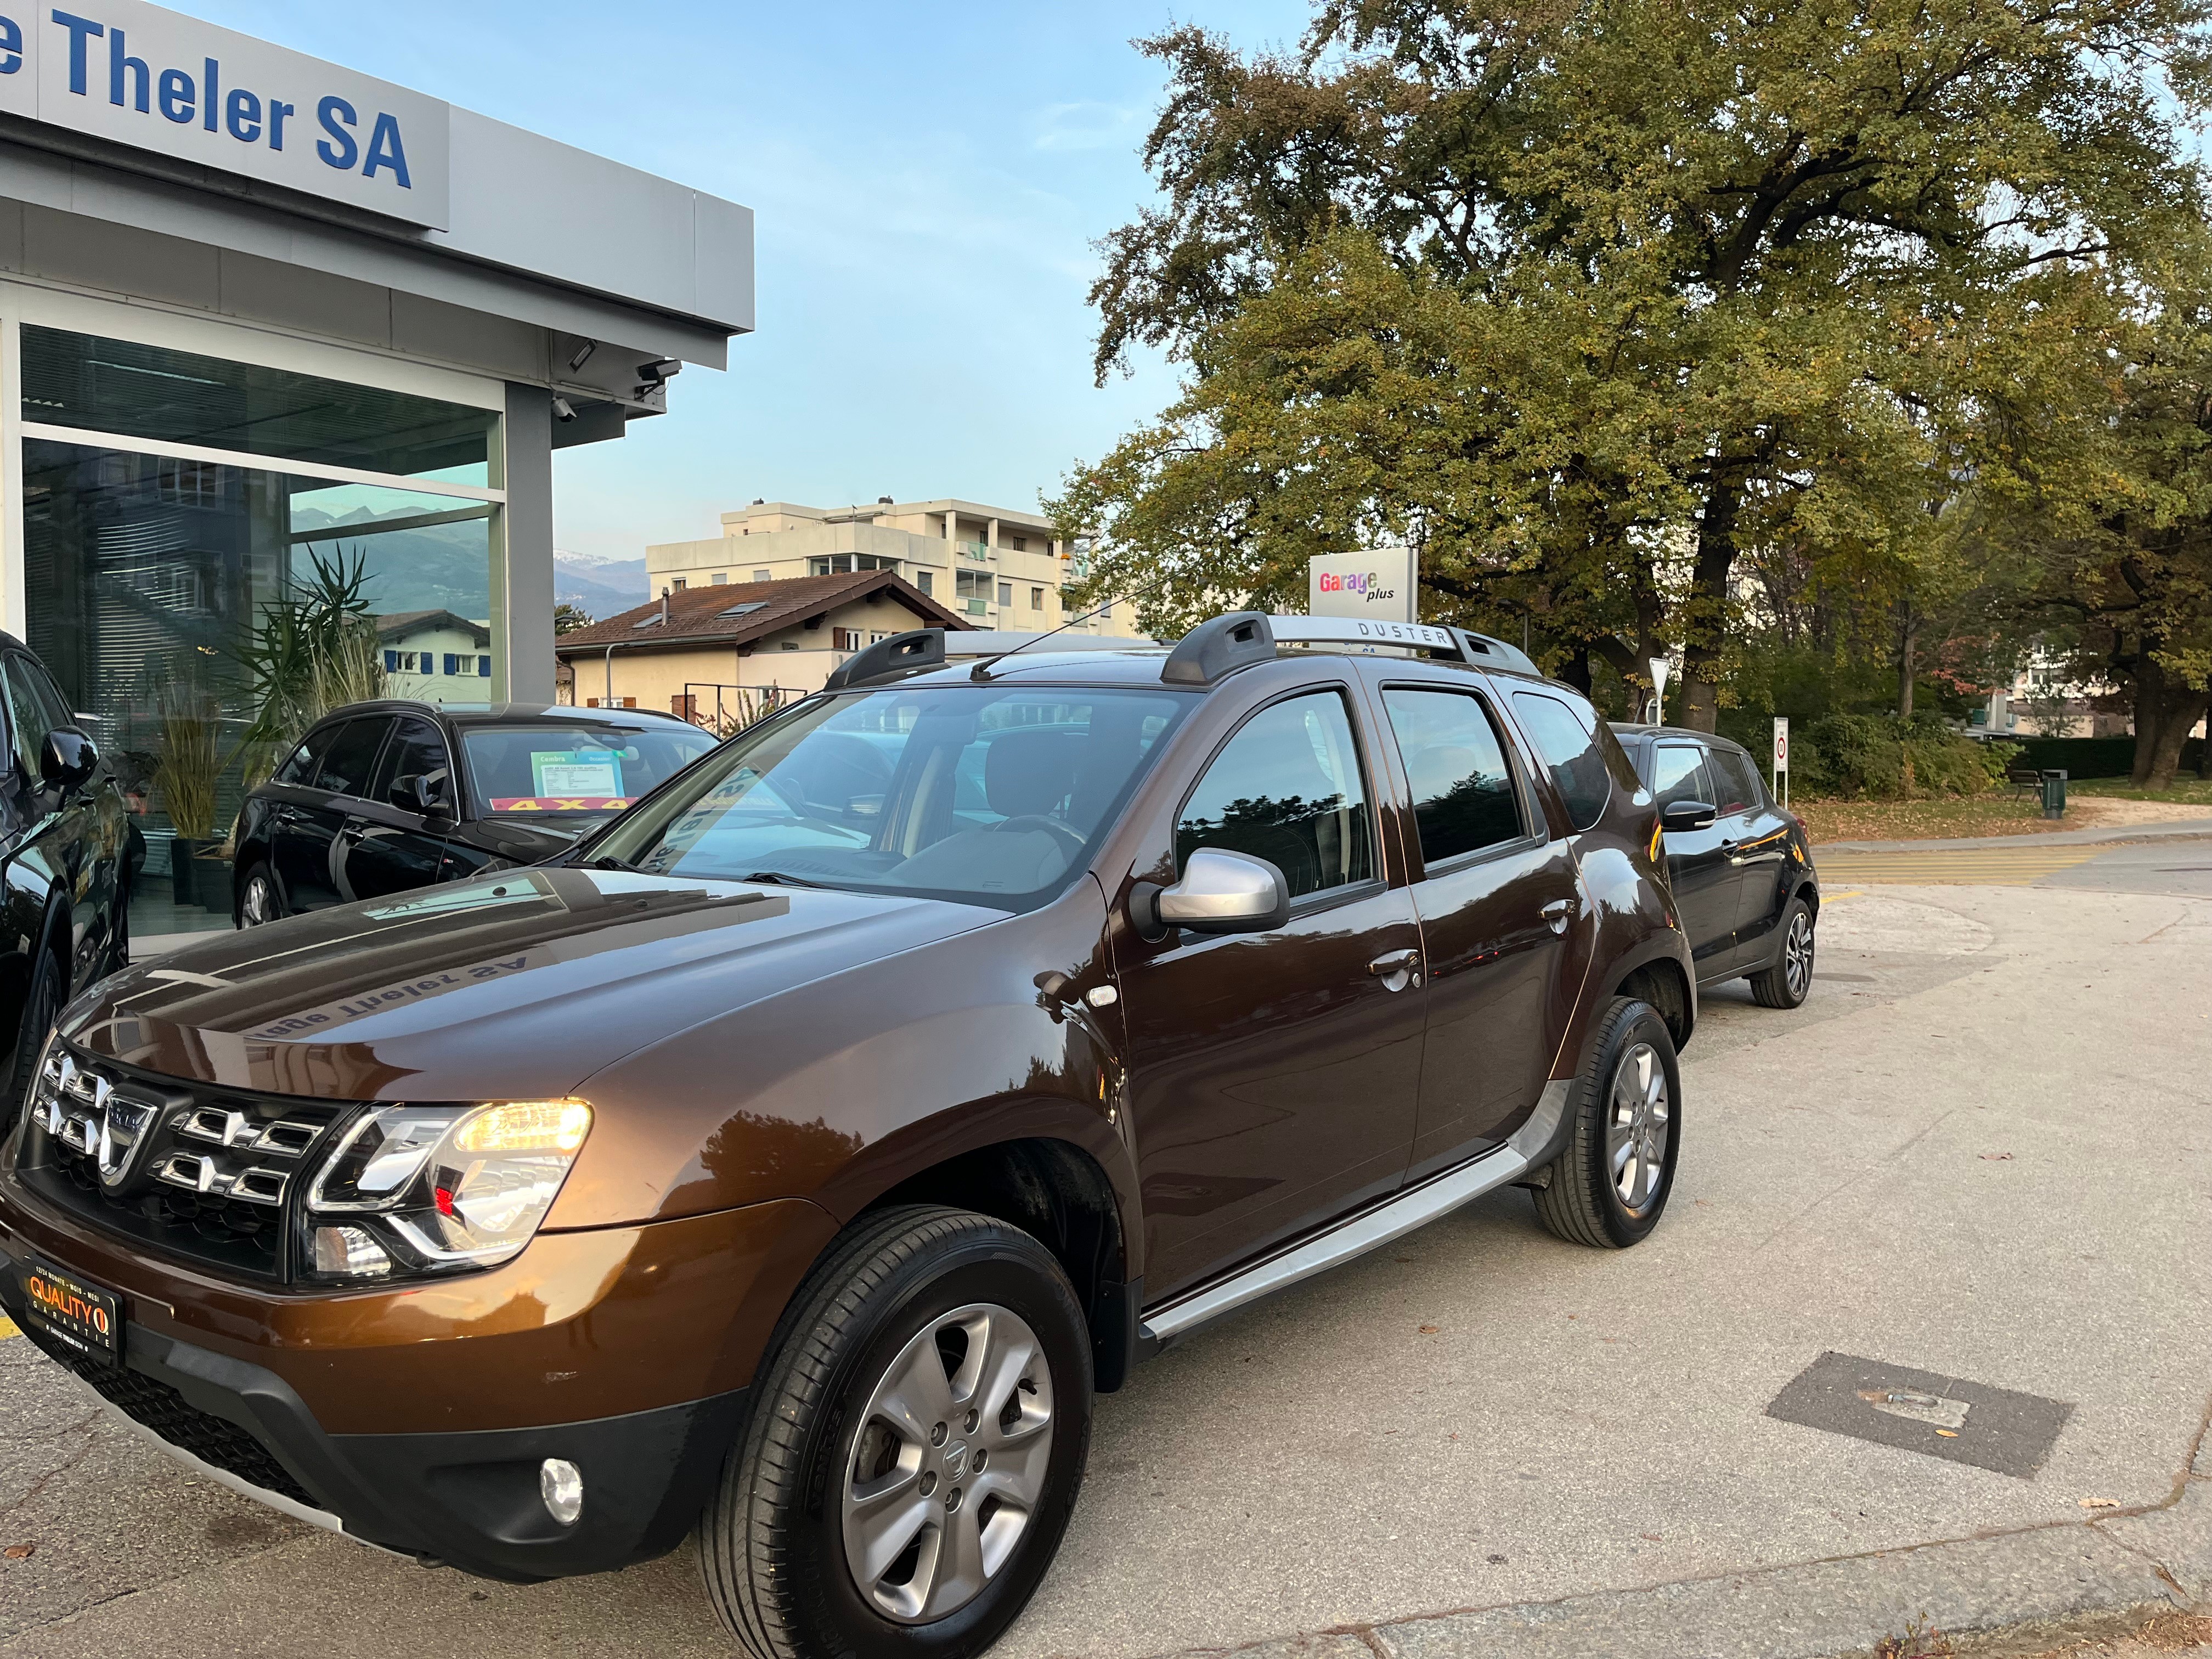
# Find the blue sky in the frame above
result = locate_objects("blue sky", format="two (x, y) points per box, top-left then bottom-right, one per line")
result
(174, 0), (1311, 563)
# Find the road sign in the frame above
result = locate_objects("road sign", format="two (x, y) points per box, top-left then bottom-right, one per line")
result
(1773, 716), (1790, 806)
(1648, 657), (1671, 725)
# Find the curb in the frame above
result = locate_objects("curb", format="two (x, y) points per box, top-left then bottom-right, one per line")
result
(1147, 1407), (2211, 1659)
(1816, 819), (2212, 854)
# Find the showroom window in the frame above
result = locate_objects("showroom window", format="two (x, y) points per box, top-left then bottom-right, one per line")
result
(16, 323), (504, 933)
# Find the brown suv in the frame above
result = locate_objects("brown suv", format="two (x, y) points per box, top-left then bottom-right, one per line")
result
(1, 614), (1695, 1659)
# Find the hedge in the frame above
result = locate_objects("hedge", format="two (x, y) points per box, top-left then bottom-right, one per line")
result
(2004, 735), (2205, 779)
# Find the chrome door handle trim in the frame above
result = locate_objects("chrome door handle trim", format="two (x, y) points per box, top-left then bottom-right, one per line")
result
(1367, 949), (1421, 991)
(1541, 898), (1573, 934)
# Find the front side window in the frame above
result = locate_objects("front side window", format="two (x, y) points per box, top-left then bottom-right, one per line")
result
(593, 687), (1189, 910)
(1650, 744), (1712, 811)
(373, 718), (451, 805)
(1511, 690), (1612, 831)
(1177, 691), (1374, 900)
(1381, 687), (1524, 864)
(0, 658), (49, 782)
(460, 722), (716, 825)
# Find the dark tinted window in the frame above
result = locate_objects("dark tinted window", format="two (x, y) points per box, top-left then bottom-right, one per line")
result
(373, 718), (452, 807)
(1706, 746), (1763, 815)
(1178, 692), (1374, 899)
(1650, 744), (1712, 810)
(275, 724), (341, 786)
(312, 718), (392, 799)
(1381, 687), (1523, 864)
(1511, 691), (1612, 831)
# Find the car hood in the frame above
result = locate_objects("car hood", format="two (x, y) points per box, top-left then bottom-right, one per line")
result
(63, 868), (1005, 1100)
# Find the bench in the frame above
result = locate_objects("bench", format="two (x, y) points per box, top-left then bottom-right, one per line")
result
(2006, 764), (2044, 797)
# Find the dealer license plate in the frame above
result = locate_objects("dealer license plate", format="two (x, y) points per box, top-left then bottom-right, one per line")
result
(12, 1257), (121, 1364)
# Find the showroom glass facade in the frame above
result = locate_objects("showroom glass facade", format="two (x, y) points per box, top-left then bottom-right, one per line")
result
(8, 320), (506, 937)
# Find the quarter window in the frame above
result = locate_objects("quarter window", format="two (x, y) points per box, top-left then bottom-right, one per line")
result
(1510, 690), (1613, 831)
(1178, 691), (1374, 899)
(1381, 687), (1523, 864)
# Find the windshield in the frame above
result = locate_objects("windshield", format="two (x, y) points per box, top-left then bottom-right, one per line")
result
(460, 722), (717, 824)
(588, 685), (1191, 910)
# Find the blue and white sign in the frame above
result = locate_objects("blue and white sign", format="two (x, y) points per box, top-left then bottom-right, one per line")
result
(0, 0), (450, 227)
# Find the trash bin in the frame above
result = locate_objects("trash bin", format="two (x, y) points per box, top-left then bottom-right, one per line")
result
(2041, 769), (2067, 820)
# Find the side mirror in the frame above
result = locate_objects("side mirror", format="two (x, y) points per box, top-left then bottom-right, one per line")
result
(1661, 800), (1717, 832)
(40, 727), (98, 791)
(1130, 848), (1290, 939)
(392, 772), (448, 817)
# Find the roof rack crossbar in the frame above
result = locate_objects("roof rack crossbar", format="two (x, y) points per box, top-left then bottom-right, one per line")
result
(822, 627), (946, 691)
(1163, 612), (1275, 685)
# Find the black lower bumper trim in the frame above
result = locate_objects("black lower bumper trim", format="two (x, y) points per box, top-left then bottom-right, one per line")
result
(3, 1277), (747, 1582)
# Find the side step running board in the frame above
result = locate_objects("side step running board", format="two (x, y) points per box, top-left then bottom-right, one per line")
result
(1140, 1078), (1572, 1344)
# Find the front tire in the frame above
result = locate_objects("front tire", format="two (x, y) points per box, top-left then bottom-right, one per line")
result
(2, 946), (64, 1131)
(1531, 997), (1681, 1249)
(701, 1206), (1092, 1659)
(1750, 897), (1814, 1009)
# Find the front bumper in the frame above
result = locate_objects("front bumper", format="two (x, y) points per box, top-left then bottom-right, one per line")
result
(7, 1301), (746, 1580)
(0, 1180), (838, 1581)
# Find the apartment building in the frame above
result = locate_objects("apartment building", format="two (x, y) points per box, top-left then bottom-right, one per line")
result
(644, 498), (1146, 636)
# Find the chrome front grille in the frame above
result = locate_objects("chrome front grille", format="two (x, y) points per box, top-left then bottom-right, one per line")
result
(18, 1046), (349, 1282)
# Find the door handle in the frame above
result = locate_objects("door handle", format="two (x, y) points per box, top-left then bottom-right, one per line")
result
(1541, 898), (1574, 934)
(1367, 949), (1423, 991)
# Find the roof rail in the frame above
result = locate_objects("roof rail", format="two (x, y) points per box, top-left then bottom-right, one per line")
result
(1163, 612), (1274, 685)
(822, 627), (946, 691)
(939, 630), (1164, 658)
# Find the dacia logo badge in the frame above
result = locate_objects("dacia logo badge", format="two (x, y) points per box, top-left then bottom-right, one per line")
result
(94, 1092), (155, 1189)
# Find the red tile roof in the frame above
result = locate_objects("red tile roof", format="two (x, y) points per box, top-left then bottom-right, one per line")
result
(552, 570), (969, 654)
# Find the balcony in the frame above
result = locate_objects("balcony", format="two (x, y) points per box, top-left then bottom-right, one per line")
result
(962, 598), (989, 617)
(956, 541), (992, 562)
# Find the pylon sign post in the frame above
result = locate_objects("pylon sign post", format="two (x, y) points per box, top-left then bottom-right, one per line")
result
(1647, 658), (1671, 726)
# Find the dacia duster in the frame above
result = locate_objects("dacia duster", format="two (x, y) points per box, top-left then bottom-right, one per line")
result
(1, 613), (1696, 1659)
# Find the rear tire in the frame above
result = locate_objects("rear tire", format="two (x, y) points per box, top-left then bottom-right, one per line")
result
(236, 863), (284, 928)
(1749, 897), (1814, 1009)
(1531, 997), (1680, 1249)
(700, 1205), (1092, 1659)
(2, 946), (65, 1132)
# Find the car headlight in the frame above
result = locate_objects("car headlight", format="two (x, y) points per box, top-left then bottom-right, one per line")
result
(301, 1099), (592, 1282)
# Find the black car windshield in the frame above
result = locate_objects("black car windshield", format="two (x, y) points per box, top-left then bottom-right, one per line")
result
(459, 722), (717, 825)
(587, 685), (1192, 910)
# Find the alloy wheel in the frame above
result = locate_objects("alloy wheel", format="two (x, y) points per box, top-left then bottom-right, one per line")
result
(1784, 911), (1814, 998)
(1605, 1041), (1670, 1213)
(840, 1301), (1055, 1624)
(240, 876), (277, 926)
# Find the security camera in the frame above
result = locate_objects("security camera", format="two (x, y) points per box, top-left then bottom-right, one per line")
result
(636, 358), (682, 385)
(552, 397), (578, 422)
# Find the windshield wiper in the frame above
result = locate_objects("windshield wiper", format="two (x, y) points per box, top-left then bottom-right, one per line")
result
(739, 870), (828, 889)
(587, 854), (641, 872)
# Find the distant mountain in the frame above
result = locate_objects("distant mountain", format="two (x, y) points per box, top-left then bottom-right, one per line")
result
(554, 553), (649, 623)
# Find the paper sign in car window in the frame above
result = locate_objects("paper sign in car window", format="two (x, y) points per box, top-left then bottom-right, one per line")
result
(532, 749), (623, 797)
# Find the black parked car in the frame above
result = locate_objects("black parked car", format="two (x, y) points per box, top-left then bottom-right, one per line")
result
(1609, 724), (1819, 1007)
(0, 633), (130, 1118)
(232, 702), (718, 924)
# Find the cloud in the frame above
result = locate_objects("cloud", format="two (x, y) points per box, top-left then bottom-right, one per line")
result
(1032, 101), (1145, 153)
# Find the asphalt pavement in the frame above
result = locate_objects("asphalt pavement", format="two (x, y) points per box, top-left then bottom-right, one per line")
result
(3, 845), (2208, 1658)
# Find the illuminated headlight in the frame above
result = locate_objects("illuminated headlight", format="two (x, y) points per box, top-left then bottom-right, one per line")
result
(302, 1100), (591, 1281)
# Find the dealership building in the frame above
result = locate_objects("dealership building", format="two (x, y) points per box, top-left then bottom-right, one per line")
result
(0, 0), (750, 916)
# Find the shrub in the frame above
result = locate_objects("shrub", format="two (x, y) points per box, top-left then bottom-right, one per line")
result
(1793, 714), (2014, 800)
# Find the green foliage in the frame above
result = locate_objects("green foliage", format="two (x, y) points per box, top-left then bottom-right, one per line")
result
(1062, 0), (2212, 726)
(1788, 715), (2015, 799)
(152, 686), (222, 840)
(234, 546), (387, 778)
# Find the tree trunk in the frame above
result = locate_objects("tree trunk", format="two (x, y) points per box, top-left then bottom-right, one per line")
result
(1559, 643), (1593, 697)
(2131, 664), (2165, 788)
(1896, 600), (1917, 719)
(1679, 464), (1748, 733)
(2145, 690), (2210, 792)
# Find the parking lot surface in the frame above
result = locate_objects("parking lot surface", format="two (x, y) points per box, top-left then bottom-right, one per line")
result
(3, 854), (2208, 1658)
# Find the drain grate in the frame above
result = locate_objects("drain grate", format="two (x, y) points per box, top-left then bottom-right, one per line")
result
(1765, 1351), (2073, 1478)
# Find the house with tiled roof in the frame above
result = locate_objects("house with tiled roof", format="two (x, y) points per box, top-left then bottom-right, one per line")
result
(552, 569), (970, 726)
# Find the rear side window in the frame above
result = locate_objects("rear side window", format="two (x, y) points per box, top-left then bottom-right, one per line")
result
(1706, 746), (1764, 815)
(1178, 691), (1374, 899)
(1380, 687), (1524, 864)
(275, 724), (341, 786)
(313, 718), (391, 799)
(1511, 691), (1612, 831)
